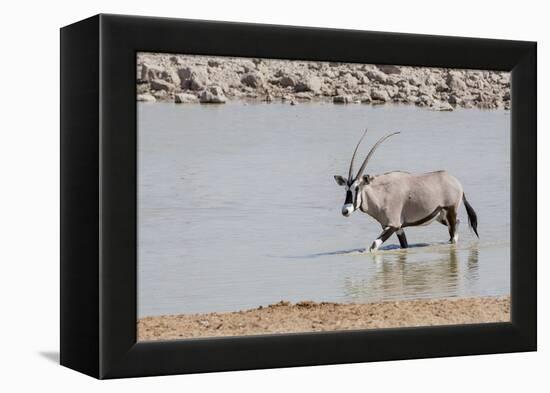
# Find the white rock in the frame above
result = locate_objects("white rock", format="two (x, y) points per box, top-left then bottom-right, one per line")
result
(241, 73), (263, 88)
(278, 75), (296, 88)
(385, 85), (399, 98)
(342, 73), (358, 89)
(360, 75), (371, 85)
(152, 90), (169, 100)
(408, 75), (423, 86)
(294, 92), (312, 99)
(140, 63), (162, 81)
(446, 72), (467, 92)
(365, 69), (388, 83)
(174, 93), (199, 103)
(295, 75), (323, 93)
(333, 95), (351, 104)
(199, 86), (227, 104)
(178, 67), (210, 90)
(431, 101), (454, 111)
(150, 79), (174, 92)
(161, 70), (181, 87)
(371, 89), (390, 102)
(137, 93), (156, 102)
(418, 94), (434, 106)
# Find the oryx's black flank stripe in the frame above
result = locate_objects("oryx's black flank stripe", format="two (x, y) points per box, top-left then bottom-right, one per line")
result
(402, 206), (443, 228)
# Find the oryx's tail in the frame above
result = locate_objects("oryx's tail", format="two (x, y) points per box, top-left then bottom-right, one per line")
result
(462, 193), (479, 238)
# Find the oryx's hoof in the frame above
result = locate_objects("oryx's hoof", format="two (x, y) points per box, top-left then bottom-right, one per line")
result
(369, 239), (382, 252)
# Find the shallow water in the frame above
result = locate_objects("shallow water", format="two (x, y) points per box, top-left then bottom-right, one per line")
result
(138, 102), (510, 317)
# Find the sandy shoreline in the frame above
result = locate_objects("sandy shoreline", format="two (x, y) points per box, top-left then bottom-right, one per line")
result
(137, 296), (510, 341)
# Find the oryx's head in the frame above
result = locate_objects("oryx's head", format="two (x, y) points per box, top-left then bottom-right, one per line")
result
(334, 129), (400, 217)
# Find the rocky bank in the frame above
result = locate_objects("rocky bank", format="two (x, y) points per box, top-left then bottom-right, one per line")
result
(137, 53), (510, 110)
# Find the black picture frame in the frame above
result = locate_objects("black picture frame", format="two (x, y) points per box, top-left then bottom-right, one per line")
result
(60, 14), (537, 379)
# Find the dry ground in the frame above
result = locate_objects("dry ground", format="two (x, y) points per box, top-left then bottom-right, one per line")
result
(138, 296), (510, 341)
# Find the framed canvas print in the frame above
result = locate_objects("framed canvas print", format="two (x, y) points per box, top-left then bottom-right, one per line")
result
(60, 14), (536, 379)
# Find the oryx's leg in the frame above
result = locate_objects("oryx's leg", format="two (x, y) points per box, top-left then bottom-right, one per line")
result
(436, 209), (448, 226)
(370, 226), (397, 252)
(396, 228), (408, 248)
(446, 207), (459, 244)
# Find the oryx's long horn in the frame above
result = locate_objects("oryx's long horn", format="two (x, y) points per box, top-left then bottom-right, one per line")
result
(355, 132), (400, 179)
(348, 128), (369, 180)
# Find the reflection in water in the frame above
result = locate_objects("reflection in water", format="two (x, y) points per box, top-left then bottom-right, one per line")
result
(467, 247), (480, 276)
(343, 244), (480, 302)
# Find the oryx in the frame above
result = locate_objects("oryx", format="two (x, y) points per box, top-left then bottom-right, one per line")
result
(334, 129), (479, 252)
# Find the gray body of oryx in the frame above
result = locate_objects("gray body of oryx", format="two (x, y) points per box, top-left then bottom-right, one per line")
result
(334, 129), (479, 252)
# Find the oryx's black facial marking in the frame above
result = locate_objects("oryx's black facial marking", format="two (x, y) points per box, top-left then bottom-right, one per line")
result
(341, 180), (362, 217)
(345, 190), (353, 205)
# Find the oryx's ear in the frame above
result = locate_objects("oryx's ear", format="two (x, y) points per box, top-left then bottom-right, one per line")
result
(334, 175), (347, 186)
(362, 174), (373, 184)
